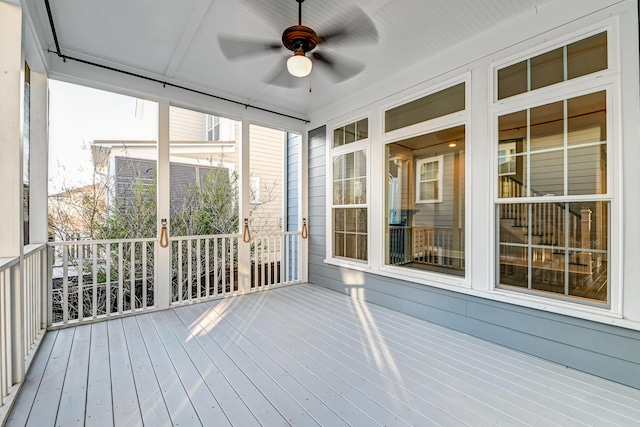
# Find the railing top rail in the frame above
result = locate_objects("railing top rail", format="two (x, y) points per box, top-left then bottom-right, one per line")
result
(24, 243), (48, 256)
(0, 256), (19, 271)
(49, 237), (158, 246)
(170, 231), (303, 241)
(170, 233), (242, 240)
(499, 175), (582, 219)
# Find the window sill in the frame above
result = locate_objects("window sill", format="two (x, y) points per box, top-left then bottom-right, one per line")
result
(323, 257), (470, 292)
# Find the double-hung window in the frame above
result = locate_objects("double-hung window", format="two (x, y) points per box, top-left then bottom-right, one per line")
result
(494, 30), (612, 305)
(330, 119), (369, 262)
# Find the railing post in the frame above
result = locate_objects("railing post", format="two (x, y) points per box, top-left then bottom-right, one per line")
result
(580, 208), (593, 274)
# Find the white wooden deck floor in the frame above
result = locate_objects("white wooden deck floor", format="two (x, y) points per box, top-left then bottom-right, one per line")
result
(6, 283), (640, 427)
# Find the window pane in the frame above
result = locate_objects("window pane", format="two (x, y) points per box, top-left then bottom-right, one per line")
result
(333, 128), (344, 147)
(345, 208), (357, 232)
(334, 209), (345, 231)
(496, 33), (607, 100)
(385, 125), (465, 276)
(356, 118), (369, 140)
(567, 32), (607, 80)
(497, 201), (608, 303)
(345, 234), (357, 259)
(498, 61), (527, 100)
(333, 181), (344, 205)
(568, 91), (606, 146)
(531, 248), (565, 294)
(345, 122), (356, 144)
(530, 101), (564, 151)
(568, 144), (606, 195)
(357, 209), (367, 233)
(357, 235), (368, 261)
(334, 233), (345, 257)
(385, 83), (465, 132)
(530, 48), (564, 91)
(499, 245), (528, 288)
(530, 150), (564, 196)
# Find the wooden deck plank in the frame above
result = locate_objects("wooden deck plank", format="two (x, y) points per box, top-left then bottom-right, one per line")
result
(147, 311), (232, 426)
(159, 308), (262, 427)
(177, 303), (317, 426)
(134, 313), (202, 426)
(171, 304), (290, 427)
(290, 284), (640, 425)
(84, 322), (113, 427)
(195, 299), (389, 427)
(25, 328), (75, 427)
(200, 297), (420, 427)
(252, 287), (566, 426)
(55, 324), (91, 427)
(7, 284), (640, 427)
(120, 316), (171, 427)
(107, 319), (143, 427)
(215, 291), (502, 427)
(188, 301), (357, 427)
(5, 330), (59, 427)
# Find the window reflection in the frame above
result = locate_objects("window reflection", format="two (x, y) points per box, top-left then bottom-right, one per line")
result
(386, 125), (465, 277)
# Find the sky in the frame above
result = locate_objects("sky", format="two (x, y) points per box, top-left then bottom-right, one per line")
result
(48, 80), (158, 194)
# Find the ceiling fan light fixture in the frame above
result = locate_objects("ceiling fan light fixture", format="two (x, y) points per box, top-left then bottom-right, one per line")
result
(287, 49), (312, 77)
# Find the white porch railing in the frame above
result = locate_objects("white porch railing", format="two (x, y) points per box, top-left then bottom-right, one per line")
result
(0, 244), (48, 412)
(49, 231), (304, 320)
(49, 238), (158, 327)
(170, 231), (303, 305)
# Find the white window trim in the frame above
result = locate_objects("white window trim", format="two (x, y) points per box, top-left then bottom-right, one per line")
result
(326, 115), (370, 264)
(490, 48), (620, 313)
(415, 155), (443, 204)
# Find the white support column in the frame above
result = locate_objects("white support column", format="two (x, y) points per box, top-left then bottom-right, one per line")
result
(0, 0), (25, 385)
(0, 1), (24, 257)
(156, 99), (171, 309)
(28, 71), (49, 244)
(238, 119), (251, 293)
(300, 129), (309, 282)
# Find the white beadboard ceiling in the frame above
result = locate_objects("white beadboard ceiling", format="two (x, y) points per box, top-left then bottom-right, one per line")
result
(25, 0), (548, 119)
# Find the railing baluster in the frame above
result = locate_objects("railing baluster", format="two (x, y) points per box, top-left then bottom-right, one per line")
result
(222, 237), (227, 295)
(197, 238), (202, 302)
(92, 244), (98, 318)
(62, 246), (69, 324)
(118, 243), (124, 314)
(205, 239), (210, 298)
(187, 239), (193, 300)
(178, 240), (183, 303)
(142, 241), (147, 309)
(77, 243), (83, 321)
(130, 241), (136, 311)
(106, 243), (111, 316)
(230, 237), (235, 292)
(213, 237), (219, 296)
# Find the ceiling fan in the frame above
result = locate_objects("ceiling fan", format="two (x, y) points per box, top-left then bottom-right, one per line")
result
(218, 0), (378, 87)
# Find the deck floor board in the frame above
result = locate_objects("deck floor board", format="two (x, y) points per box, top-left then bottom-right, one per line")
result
(7, 283), (640, 426)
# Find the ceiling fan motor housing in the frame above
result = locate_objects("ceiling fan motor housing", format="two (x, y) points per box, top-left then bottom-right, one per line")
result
(282, 25), (318, 53)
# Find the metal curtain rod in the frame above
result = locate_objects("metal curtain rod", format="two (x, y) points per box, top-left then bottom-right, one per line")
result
(43, 0), (309, 124)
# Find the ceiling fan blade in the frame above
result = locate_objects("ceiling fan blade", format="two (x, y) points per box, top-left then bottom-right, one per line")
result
(317, 7), (378, 46)
(263, 57), (304, 88)
(312, 51), (365, 83)
(218, 35), (282, 61)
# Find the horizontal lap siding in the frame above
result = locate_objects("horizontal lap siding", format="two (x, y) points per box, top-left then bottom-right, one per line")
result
(307, 126), (640, 389)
